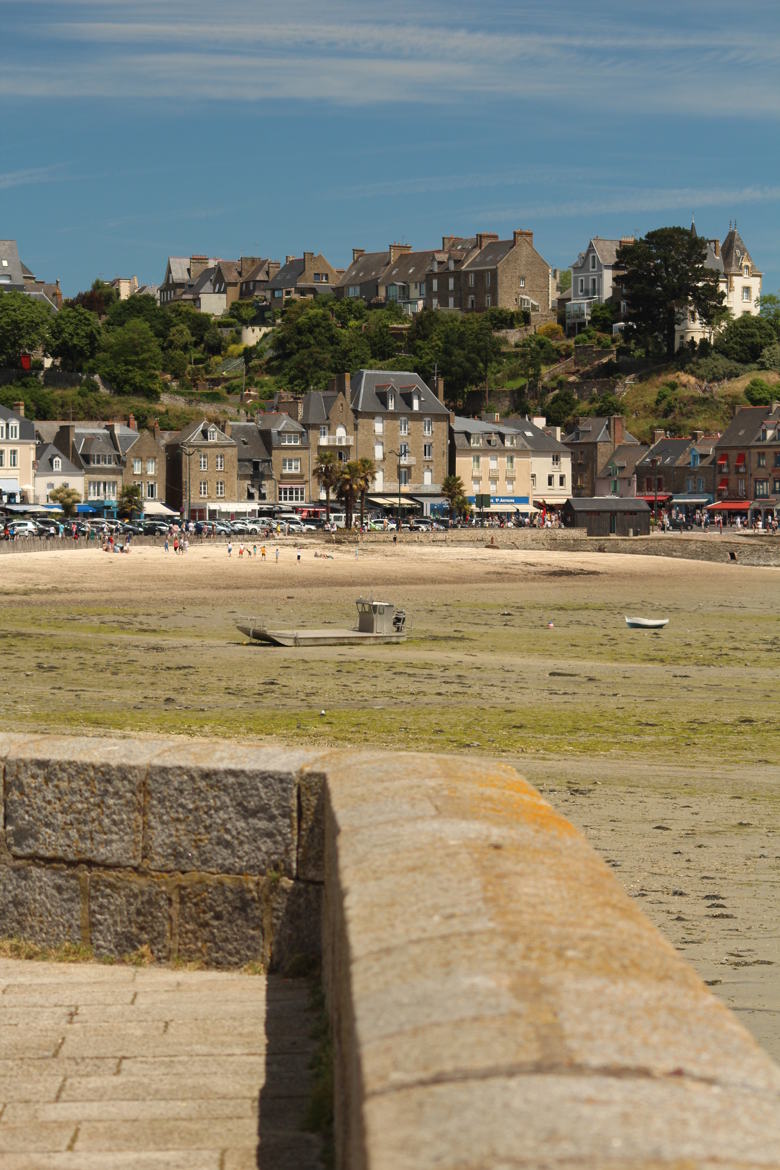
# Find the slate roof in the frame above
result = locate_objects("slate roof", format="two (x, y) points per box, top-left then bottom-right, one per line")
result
(349, 370), (449, 415)
(336, 251), (392, 289)
(564, 417), (640, 445)
(636, 438), (692, 469)
(591, 238), (622, 266)
(256, 413), (307, 444)
(716, 405), (780, 448)
(720, 228), (759, 274)
(0, 240), (26, 289)
(565, 497), (650, 513)
(599, 443), (649, 475)
(0, 403), (35, 441)
(174, 420), (234, 445)
(300, 391), (341, 426)
(230, 422), (273, 468)
(383, 251), (437, 286)
(507, 416), (571, 454)
(462, 239), (514, 271)
(35, 441), (80, 476)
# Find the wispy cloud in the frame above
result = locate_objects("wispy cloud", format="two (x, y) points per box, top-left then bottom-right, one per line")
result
(2, 2), (778, 118)
(476, 185), (780, 223)
(0, 164), (67, 190)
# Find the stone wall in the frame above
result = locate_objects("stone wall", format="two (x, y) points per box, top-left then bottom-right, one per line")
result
(0, 735), (323, 971)
(1, 735), (778, 1167)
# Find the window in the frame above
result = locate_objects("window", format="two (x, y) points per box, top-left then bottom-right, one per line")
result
(547, 474), (554, 487)
(530, 473), (536, 488)
(423, 417), (432, 436)
(282, 457), (301, 472)
(432, 278), (438, 292)
(374, 442), (383, 461)
(146, 458), (156, 475)
(319, 425), (328, 443)
(199, 480), (208, 497)
(697, 477), (704, 491)
(755, 480), (769, 498)
(743, 264), (750, 277)
(280, 432), (301, 445)
(470, 435), (481, 447)
(578, 277), (584, 294)
(279, 485), (306, 503)
(9, 450), (17, 467)
(472, 455), (481, 471)
(489, 457), (498, 471)
(432, 298), (438, 310)
(423, 443), (433, 460)
(485, 272), (491, 288)
(0, 423), (4, 439)
(52, 457), (61, 472)
(489, 481), (498, 493)
(485, 294), (491, 307)
(551, 453), (560, 467)
(216, 481), (225, 498)
(506, 480), (514, 492)
(399, 468), (409, 486)
(590, 253), (597, 270)
(399, 416), (409, 436)
(737, 477), (746, 497)
(348, 286), (360, 297)
(774, 478), (780, 494)
(757, 451), (766, 468)
(207, 426), (217, 442)
(399, 442), (409, 459)
(448, 277), (454, 291)
(199, 453), (208, 471)
(468, 295), (475, 310)
(448, 297), (454, 309)
(412, 392), (419, 411)
(8, 423), (18, 439)
(374, 416), (383, 434)
(468, 273), (475, 287)
(133, 458), (142, 474)
(505, 435), (515, 447)
(423, 468), (432, 485)
(472, 479), (480, 492)
(0, 451), (4, 467)
(146, 482), (156, 499)
(686, 476), (694, 492)
(590, 277), (597, 295)
(216, 454), (225, 471)
(506, 455), (514, 471)
(519, 277), (525, 288)
(742, 287), (751, 302)
(387, 391), (395, 410)
(559, 474), (566, 487)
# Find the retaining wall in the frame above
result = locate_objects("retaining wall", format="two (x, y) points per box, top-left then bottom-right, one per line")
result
(1, 736), (779, 1168)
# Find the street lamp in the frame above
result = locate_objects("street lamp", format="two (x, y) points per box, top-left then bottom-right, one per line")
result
(180, 444), (196, 525)
(388, 448), (402, 531)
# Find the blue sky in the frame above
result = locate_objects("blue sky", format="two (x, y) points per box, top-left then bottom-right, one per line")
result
(3, 0), (780, 296)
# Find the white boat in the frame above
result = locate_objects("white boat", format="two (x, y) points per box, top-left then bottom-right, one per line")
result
(625, 616), (669, 629)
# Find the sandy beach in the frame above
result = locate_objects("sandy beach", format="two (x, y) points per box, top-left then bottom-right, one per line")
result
(1, 536), (778, 1059)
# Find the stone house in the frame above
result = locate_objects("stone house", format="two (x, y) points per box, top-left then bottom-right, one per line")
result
(563, 415), (641, 498)
(266, 252), (340, 303)
(595, 442), (649, 499)
(230, 421), (275, 506)
(166, 420), (238, 520)
(0, 402), (37, 504)
(40, 421), (138, 515)
(674, 223), (762, 350)
(212, 258), (265, 310)
(159, 256), (217, 306)
(124, 421), (167, 507)
(238, 259), (281, 303)
(254, 413), (310, 507)
(336, 245), (414, 305)
(451, 416), (533, 515)
(455, 230), (554, 321)
(633, 434), (718, 513)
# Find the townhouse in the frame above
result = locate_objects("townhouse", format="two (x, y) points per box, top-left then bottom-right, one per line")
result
(566, 237), (633, 335)
(676, 224), (762, 350)
(633, 434), (718, 515)
(165, 420), (239, 520)
(453, 230), (554, 320)
(0, 403), (37, 504)
(451, 415), (571, 515)
(563, 416), (642, 498)
(34, 443), (84, 506)
(266, 252), (340, 303)
(712, 404), (780, 525)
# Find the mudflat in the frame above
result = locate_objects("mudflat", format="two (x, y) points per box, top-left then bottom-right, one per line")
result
(1, 538), (778, 1059)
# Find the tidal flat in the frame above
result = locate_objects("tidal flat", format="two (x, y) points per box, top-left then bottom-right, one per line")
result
(1, 539), (778, 1058)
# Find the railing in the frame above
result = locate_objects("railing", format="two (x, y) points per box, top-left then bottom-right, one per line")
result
(318, 434), (354, 446)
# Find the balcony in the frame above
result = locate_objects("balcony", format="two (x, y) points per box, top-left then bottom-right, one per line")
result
(318, 434), (354, 447)
(398, 454), (416, 467)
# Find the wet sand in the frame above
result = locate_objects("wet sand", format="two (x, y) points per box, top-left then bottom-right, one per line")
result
(1, 538), (778, 1059)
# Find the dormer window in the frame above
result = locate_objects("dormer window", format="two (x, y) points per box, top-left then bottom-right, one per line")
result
(387, 391), (395, 411)
(8, 423), (18, 439)
(207, 426), (217, 442)
(0, 423), (4, 439)
(412, 392), (419, 411)
(52, 457), (61, 471)
(590, 253), (597, 270)
(743, 264), (750, 277)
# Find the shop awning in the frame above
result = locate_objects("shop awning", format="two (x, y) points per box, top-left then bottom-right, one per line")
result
(367, 495), (418, 509)
(671, 495), (712, 505)
(142, 501), (177, 516)
(706, 501), (749, 512)
(636, 493), (672, 502)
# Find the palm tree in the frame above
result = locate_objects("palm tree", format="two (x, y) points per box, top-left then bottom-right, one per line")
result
(337, 460), (364, 528)
(313, 450), (340, 520)
(441, 474), (465, 526)
(356, 457), (376, 529)
(118, 483), (143, 519)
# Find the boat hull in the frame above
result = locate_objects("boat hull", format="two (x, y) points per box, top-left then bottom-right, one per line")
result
(625, 617), (669, 629)
(237, 624), (406, 646)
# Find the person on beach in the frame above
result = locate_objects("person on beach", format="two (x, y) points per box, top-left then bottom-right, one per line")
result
(227, 540), (232, 557)
(261, 545), (267, 561)
(274, 546), (279, 563)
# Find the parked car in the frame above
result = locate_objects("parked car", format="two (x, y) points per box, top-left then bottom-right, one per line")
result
(7, 519), (38, 537)
(142, 520), (170, 536)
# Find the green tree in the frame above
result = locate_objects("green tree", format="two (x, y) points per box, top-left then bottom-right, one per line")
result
(744, 377), (774, 406)
(558, 270), (572, 294)
(94, 318), (163, 399)
(48, 484), (81, 518)
(441, 473), (465, 525)
(67, 279), (118, 318)
(544, 387), (579, 428)
(617, 227), (726, 358)
(49, 304), (103, 371)
(313, 450), (340, 519)
(166, 323), (193, 352)
(118, 483), (143, 518)
(106, 294), (166, 339)
(714, 314), (776, 365)
(0, 291), (54, 365)
(758, 293), (780, 336)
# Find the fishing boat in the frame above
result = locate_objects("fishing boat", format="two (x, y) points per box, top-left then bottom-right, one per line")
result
(625, 616), (669, 629)
(237, 598), (407, 647)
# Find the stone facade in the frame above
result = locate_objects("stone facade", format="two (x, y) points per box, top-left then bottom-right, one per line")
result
(166, 419), (239, 520)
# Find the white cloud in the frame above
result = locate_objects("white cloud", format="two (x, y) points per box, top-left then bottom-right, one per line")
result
(476, 185), (780, 222)
(0, 165), (67, 190)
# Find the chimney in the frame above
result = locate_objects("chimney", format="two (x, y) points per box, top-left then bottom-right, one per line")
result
(189, 254), (209, 281)
(653, 428), (665, 443)
(153, 419), (160, 439)
(693, 430), (704, 442)
(513, 229), (533, 246)
(476, 232), (499, 250)
(66, 423), (76, 463)
(532, 416), (547, 429)
(285, 255), (295, 265)
(352, 248), (365, 263)
(14, 400), (24, 418)
(388, 243), (412, 263)
(442, 236), (455, 250)
(268, 260), (281, 279)
(303, 251), (313, 269)
(128, 413), (137, 431)
(223, 420), (232, 437)
(711, 239), (720, 258)
(436, 376), (445, 404)
(609, 415), (625, 446)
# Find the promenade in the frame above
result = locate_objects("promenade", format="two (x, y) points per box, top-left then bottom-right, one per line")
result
(0, 957), (323, 1169)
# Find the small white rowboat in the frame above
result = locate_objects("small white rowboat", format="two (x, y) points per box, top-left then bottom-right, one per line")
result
(625, 616), (669, 629)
